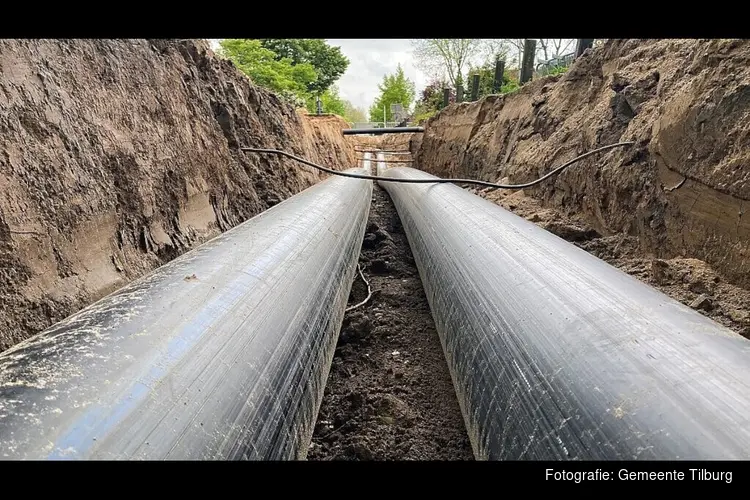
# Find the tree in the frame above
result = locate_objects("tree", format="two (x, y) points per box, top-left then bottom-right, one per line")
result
(412, 78), (453, 124)
(537, 39), (576, 62)
(478, 39), (510, 66)
(259, 39), (349, 95)
(504, 39), (526, 68)
(368, 65), (416, 124)
(305, 85), (347, 116)
(303, 86), (367, 125)
(466, 60), (519, 99)
(501, 39), (577, 69)
(342, 101), (367, 124)
(410, 39), (507, 88)
(218, 39), (317, 104)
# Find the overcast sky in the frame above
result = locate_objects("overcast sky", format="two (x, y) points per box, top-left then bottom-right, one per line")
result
(208, 39), (426, 114)
(207, 39), (577, 116)
(326, 39), (427, 113)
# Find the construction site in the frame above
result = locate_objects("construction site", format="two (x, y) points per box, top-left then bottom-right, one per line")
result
(0, 38), (749, 461)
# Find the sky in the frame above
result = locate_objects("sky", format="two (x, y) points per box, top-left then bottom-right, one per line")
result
(208, 39), (427, 115)
(207, 39), (578, 118)
(325, 39), (428, 113)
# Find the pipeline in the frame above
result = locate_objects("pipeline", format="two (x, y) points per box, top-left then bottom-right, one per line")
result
(358, 157), (414, 164)
(242, 142), (634, 190)
(343, 127), (424, 135)
(362, 151), (372, 174)
(0, 168), (372, 460)
(355, 149), (411, 154)
(377, 164), (750, 460)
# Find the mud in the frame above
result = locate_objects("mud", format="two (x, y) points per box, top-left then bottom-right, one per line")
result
(0, 39), (356, 351)
(308, 183), (473, 460)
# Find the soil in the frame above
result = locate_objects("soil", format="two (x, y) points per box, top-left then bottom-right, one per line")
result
(0, 39), (356, 351)
(409, 39), (750, 340)
(308, 183), (474, 460)
(414, 39), (750, 289)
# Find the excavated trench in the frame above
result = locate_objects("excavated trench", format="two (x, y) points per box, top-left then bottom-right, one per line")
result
(3, 39), (750, 460)
(308, 182), (474, 460)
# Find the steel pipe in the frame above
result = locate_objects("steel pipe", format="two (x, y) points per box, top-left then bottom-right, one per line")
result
(343, 127), (424, 135)
(378, 166), (750, 460)
(0, 169), (372, 460)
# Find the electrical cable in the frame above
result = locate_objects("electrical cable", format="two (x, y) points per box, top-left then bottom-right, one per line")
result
(241, 141), (635, 190)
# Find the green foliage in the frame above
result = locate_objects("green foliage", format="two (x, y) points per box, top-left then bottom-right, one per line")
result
(259, 39), (349, 95)
(412, 109), (438, 125)
(218, 39), (317, 104)
(305, 85), (347, 116)
(547, 65), (568, 76)
(466, 59), (517, 99)
(500, 79), (520, 94)
(304, 86), (367, 125)
(368, 65), (416, 123)
(412, 79), (452, 124)
(342, 101), (367, 124)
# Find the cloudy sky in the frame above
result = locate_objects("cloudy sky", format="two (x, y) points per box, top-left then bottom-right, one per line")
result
(208, 39), (427, 115)
(326, 39), (428, 113)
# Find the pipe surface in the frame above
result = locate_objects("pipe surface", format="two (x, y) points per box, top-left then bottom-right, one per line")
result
(0, 169), (372, 460)
(343, 127), (424, 135)
(378, 166), (750, 460)
(362, 152), (372, 174)
(355, 149), (411, 155)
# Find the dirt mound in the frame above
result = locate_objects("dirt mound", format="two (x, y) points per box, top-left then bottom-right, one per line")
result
(414, 39), (750, 290)
(0, 39), (356, 350)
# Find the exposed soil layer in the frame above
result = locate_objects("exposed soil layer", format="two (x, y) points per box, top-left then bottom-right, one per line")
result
(0, 39), (356, 351)
(413, 39), (750, 290)
(308, 184), (474, 460)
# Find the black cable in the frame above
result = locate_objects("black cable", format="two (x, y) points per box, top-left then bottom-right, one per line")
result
(241, 141), (635, 190)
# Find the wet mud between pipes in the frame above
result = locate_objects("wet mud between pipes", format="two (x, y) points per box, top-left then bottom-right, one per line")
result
(308, 185), (474, 460)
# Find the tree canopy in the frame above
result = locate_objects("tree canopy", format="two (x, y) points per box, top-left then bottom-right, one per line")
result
(342, 100), (367, 124)
(218, 39), (317, 105)
(412, 78), (452, 124)
(259, 39), (349, 95)
(411, 39), (507, 88)
(305, 85), (346, 116)
(219, 38), (363, 122)
(368, 65), (416, 124)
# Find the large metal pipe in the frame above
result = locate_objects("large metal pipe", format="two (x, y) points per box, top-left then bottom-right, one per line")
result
(343, 127), (424, 135)
(0, 169), (372, 460)
(378, 166), (750, 460)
